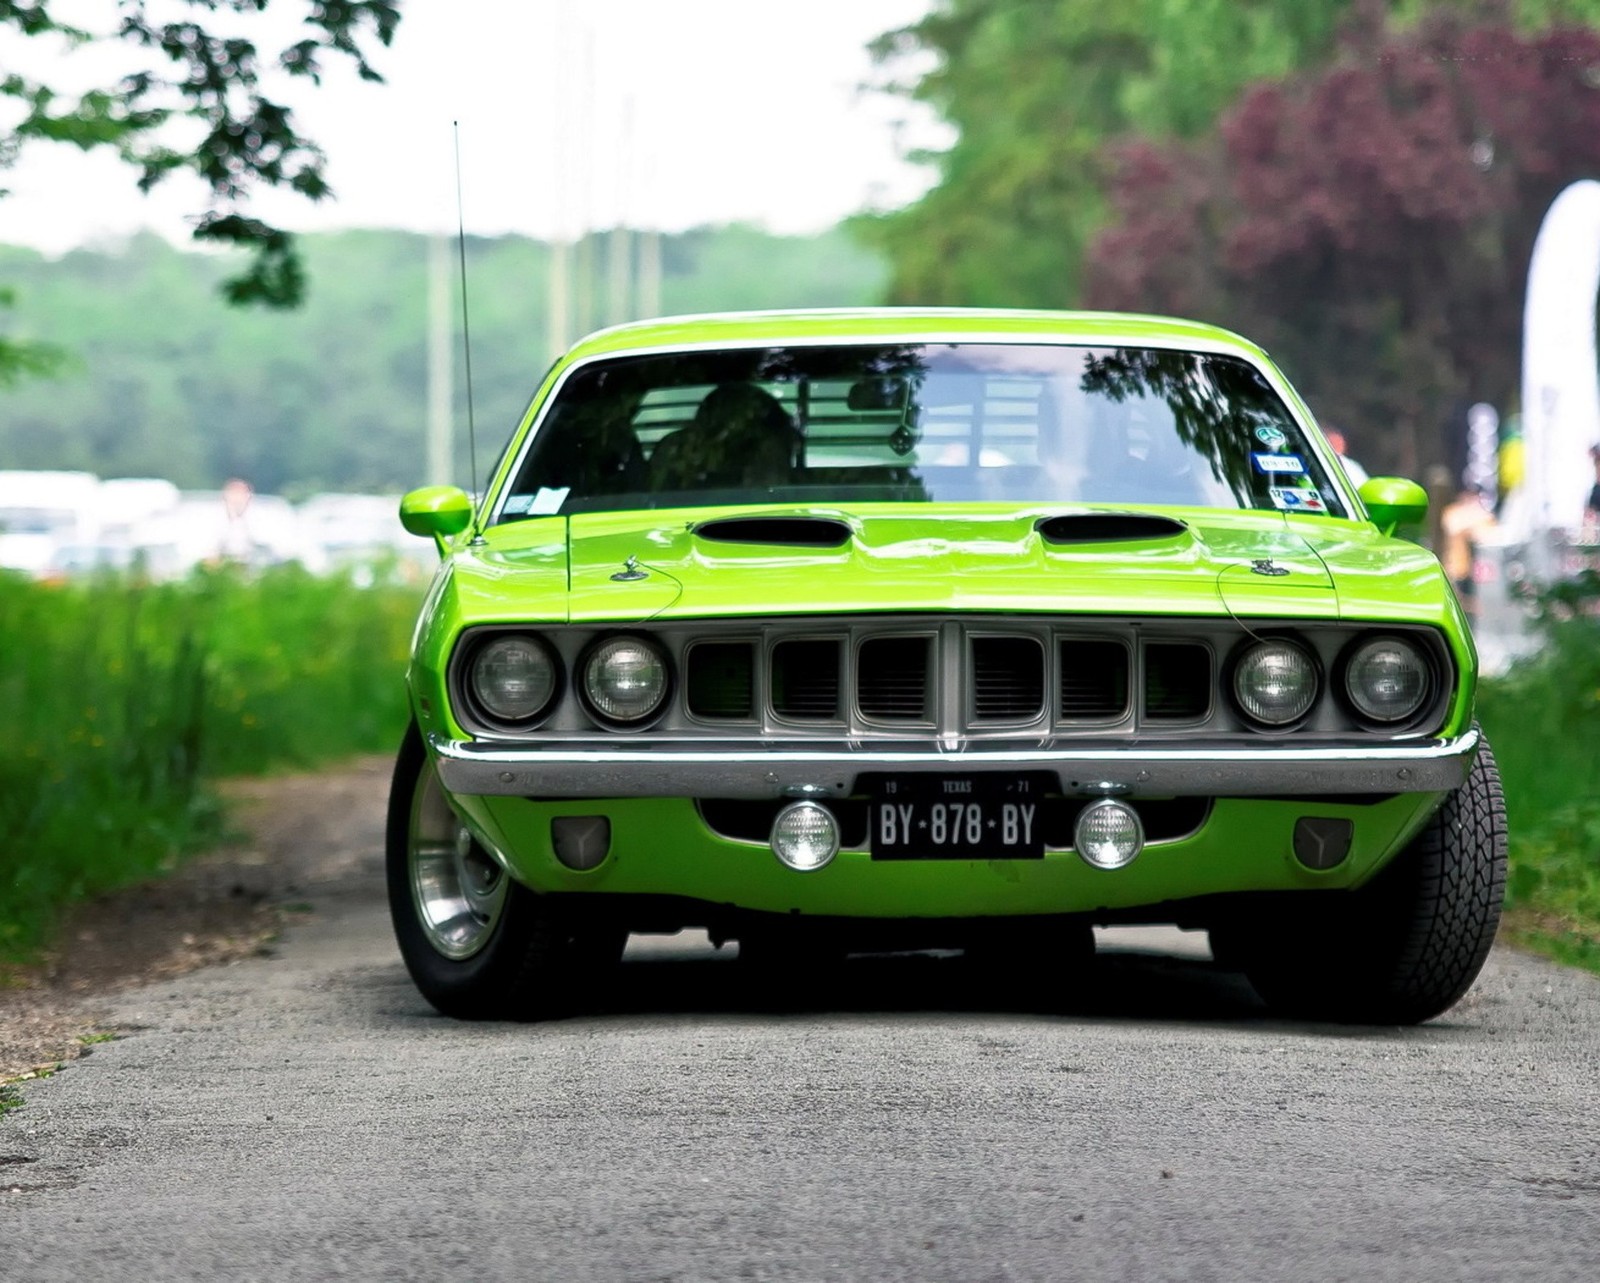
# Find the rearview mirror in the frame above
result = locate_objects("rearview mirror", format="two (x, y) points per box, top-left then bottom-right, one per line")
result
(1358, 476), (1428, 537)
(399, 485), (473, 540)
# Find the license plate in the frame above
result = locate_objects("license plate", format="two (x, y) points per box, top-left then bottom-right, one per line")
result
(871, 775), (1047, 860)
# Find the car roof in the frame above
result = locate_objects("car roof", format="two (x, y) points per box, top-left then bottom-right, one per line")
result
(561, 308), (1269, 365)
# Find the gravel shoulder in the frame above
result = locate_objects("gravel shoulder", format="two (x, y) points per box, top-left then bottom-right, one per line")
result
(0, 757), (393, 1082)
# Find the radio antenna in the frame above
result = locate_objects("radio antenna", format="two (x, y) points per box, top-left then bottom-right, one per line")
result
(453, 120), (483, 541)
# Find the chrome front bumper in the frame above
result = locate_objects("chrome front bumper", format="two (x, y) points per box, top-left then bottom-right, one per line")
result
(429, 727), (1479, 800)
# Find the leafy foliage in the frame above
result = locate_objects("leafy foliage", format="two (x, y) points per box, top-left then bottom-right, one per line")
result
(1085, 10), (1600, 478)
(0, 225), (886, 493)
(865, 0), (1600, 320)
(0, 284), (63, 386)
(1, 0), (399, 312)
(861, 0), (1354, 306)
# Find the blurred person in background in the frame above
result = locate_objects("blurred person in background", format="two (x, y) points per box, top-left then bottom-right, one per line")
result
(1442, 480), (1497, 621)
(1324, 428), (1370, 487)
(1584, 444), (1600, 536)
(215, 477), (258, 565)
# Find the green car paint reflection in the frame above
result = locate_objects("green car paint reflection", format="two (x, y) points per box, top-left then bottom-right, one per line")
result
(386, 308), (1504, 1025)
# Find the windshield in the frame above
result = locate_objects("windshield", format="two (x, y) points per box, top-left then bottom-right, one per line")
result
(497, 343), (1348, 521)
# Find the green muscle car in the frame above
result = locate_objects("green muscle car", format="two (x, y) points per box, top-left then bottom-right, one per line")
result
(389, 309), (1505, 1024)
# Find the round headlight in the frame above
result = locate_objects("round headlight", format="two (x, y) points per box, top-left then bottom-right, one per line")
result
(1344, 636), (1430, 723)
(1233, 640), (1319, 726)
(583, 636), (669, 723)
(469, 634), (558, 723)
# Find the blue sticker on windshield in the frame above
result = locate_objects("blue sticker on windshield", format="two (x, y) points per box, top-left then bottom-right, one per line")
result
(1253, 452), (1305, 475)
(1255, 425), (1288, 449)
(1269, 486), (1327, 513)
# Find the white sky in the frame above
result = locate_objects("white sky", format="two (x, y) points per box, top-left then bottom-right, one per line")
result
(0, 0), (945, 253)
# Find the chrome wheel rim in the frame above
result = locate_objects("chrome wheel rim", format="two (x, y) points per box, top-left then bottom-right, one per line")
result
(409, 757), (507, 960)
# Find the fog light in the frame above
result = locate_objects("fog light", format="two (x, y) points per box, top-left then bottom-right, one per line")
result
(1074, 799), (1144, 870)
(771, 801), (839, 872)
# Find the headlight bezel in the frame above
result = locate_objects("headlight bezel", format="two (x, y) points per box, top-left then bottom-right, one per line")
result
(1336, 632), (1439, 728)
(458, 630), (563, 731)
(578, 633), (674, 730)
(1227, 635), (1322, 729)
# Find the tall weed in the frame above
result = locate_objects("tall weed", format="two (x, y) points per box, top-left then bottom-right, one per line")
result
(0, 565), (420, 957)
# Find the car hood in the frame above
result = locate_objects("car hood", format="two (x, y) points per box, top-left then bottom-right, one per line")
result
(444, 502), (1458, 625)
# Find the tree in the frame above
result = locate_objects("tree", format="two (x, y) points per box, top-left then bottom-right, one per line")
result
(0, 283), (62, 386)
(1085, 8), (1600, 479)
(862, 0), (1600, 309)
(860, 0), (1354, 306)
(0, 0), (399, 377)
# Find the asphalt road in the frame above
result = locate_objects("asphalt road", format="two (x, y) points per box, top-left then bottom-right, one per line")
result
(5, 826), (1600, 1280)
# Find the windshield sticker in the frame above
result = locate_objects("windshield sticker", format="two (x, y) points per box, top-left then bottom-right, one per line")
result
(501, 494), (534, 516)
(529, 487), (570, 515)
(1269, 486), (1326, 513)
(1253, 452), (1305, 475)
(1254, 425), (1288, 449)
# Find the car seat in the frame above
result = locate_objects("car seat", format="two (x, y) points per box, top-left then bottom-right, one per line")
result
(650, 384), (798, 492)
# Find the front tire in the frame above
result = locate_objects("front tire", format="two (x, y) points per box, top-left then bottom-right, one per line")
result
(1215, 732), (1507, 1024)
(386, 723), (624, 1019)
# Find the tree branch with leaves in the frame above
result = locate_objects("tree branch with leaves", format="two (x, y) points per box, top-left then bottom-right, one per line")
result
(1, 0), (399, 315)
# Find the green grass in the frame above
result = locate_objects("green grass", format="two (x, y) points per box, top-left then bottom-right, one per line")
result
(0, 563), (421, 959)
(1476, 613), (1600, 974)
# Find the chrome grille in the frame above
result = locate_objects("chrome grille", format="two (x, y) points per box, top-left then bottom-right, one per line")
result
(1144, 643), (1211, 720)
(857, 636), (930, 720)
(771, 639), (840, 719)
(450, 616), (1452, 744)
(1058, 639), (1131, 720)
(685, 642), (754, 719)
(972, 636), (1046, 720)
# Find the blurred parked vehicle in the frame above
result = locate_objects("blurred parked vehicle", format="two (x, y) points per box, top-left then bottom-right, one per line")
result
(297, 493), (434, 583)
(0, 470), (100, 576)
(0, 470), (421, 583)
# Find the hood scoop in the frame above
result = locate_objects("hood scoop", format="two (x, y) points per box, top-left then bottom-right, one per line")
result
(693, 515), (853, 548)
(1036, 512), (1188, 545)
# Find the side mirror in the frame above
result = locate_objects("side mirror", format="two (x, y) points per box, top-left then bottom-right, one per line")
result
(399, 485), (473, 540)
(1358, 476), (1428, 537)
